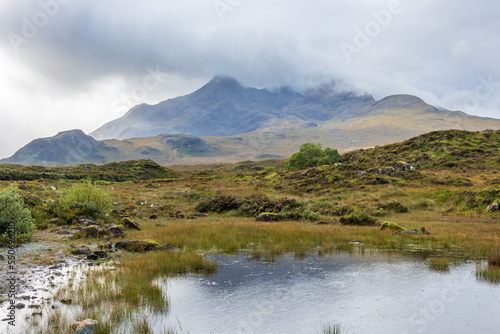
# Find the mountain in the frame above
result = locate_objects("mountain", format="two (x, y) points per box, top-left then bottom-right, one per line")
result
(2, 77), (500, 167)
(90, 76), (375, 140)
(0, 130), (121, 166)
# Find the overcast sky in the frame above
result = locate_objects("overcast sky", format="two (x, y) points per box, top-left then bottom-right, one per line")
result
(0, 0), (499, 158)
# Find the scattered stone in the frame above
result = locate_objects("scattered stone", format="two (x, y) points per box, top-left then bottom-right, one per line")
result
(0, 254), (4, 260)
(149, 214), (158, 220)
(72, 247), (91, 255)
(73, 319), (98, 334)
(51, 303), (61, 310)
(487, 201), (499, 213)
(15, 303), (25, 309)
(29, 304), (41, 309)
(78, 218), (100, 226)
(93, 251), (108, 259)
(385, 167), (395, 172)
(106, 224), (124, 238)
(81, 225), (105, 238)
(256, 212), (283, 222)
(193, 213), (208, 217)
(111, 209), (126, 217)
(395, 161), (416, 171)
(86, 254), (99, 261)
(101, 241), (113, 249)
(171, 211), (185, 218)
(57, 228), (78, 236)
(380, 221), (405, 233)
(122, 217), (141, 230)
(49, 265), (62, 270)
(420, 226), (431, 235)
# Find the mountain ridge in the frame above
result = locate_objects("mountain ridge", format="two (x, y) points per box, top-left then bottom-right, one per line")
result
(2, 76), (500, 166)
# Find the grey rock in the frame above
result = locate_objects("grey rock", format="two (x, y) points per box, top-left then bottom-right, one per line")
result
(86, 254), (99, 261)
(73, 247), (91, 255)
(74, 319), (99, 334)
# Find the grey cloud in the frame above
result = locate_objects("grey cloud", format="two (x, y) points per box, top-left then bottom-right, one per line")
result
(0, 0), (499, 158)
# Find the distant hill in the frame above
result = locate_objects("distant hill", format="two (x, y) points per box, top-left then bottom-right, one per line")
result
(0, 130), (121, 166)
(2, 77), (500, 167)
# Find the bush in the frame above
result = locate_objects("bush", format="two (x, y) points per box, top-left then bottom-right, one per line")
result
(196, 195), (317, 220)
(284, 143), (341, 171)
(0, 188), (36, 243)
(59, 181), (112, 223)
(339, 210), (377, 226)
(378, 201), (409, 213)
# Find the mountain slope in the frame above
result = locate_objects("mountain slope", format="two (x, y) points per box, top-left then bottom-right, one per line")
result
(90, 76), (375, 140)
(0, 130), (121, 166)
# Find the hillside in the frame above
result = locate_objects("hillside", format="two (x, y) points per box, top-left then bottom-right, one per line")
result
(0, 130), (121, 166)
(2, 77), (500, 167)
(90, 76), (376, 140)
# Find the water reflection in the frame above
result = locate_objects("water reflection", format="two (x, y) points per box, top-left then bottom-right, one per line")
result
(152, 252), (500, 334)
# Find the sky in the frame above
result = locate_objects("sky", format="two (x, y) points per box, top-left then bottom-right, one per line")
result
(0, 0), (499, 159)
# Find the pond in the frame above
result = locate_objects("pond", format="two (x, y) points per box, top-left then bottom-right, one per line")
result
(150, 252), (500, 334)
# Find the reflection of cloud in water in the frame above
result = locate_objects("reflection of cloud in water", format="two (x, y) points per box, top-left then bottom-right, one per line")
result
(153, 253), (500, 334)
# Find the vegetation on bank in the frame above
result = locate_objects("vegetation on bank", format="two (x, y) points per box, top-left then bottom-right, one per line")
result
(0, 187), (36, 242)
(1, 129), (500, 332)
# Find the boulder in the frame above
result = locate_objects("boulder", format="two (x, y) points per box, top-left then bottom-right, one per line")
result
(111, 209), (126, 217)
(395, 161), (416, 171)
(72, 247), (91, 255)
(149, 214), (158, 220)
(73, 319), (98, 334)
(57, 228), (78, 236)
(78, 218), (100, 226)
(487, 201), (499, 213)
(115, 240), (162, 252)
(81, 226), (105, 238)
(86, 254), (99, 261)
(256, 212), (283, 222)
(93, 251), (108, 259)
(106, 224), (125, 238)
(380, 221), (405, 233)
(122, 217), (141, 230)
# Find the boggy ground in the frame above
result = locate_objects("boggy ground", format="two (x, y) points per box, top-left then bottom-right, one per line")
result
(0, 129), (499, 333)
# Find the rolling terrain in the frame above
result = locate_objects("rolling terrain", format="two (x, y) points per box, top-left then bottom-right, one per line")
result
(2, 77), (500, 166)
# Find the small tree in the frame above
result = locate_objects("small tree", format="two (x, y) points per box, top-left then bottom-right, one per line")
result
(284, 143), (341, 171)
(0, 188), (36, 242)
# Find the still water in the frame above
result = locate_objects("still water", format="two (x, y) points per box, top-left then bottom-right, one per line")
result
(150, 252), (500, 334)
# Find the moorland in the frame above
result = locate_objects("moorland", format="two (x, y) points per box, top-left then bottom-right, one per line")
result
(0, 129), (499, 333)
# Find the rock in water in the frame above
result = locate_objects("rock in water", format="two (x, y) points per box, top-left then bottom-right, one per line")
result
(73, 319), (98, 334)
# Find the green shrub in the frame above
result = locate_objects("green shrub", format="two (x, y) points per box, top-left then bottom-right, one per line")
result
(59, 181), (112, 223)
(284, 143), (341, 171)
(339, 210), (377, 226)
(263, 166), (275, 174)
(0, 188), (36, 243)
